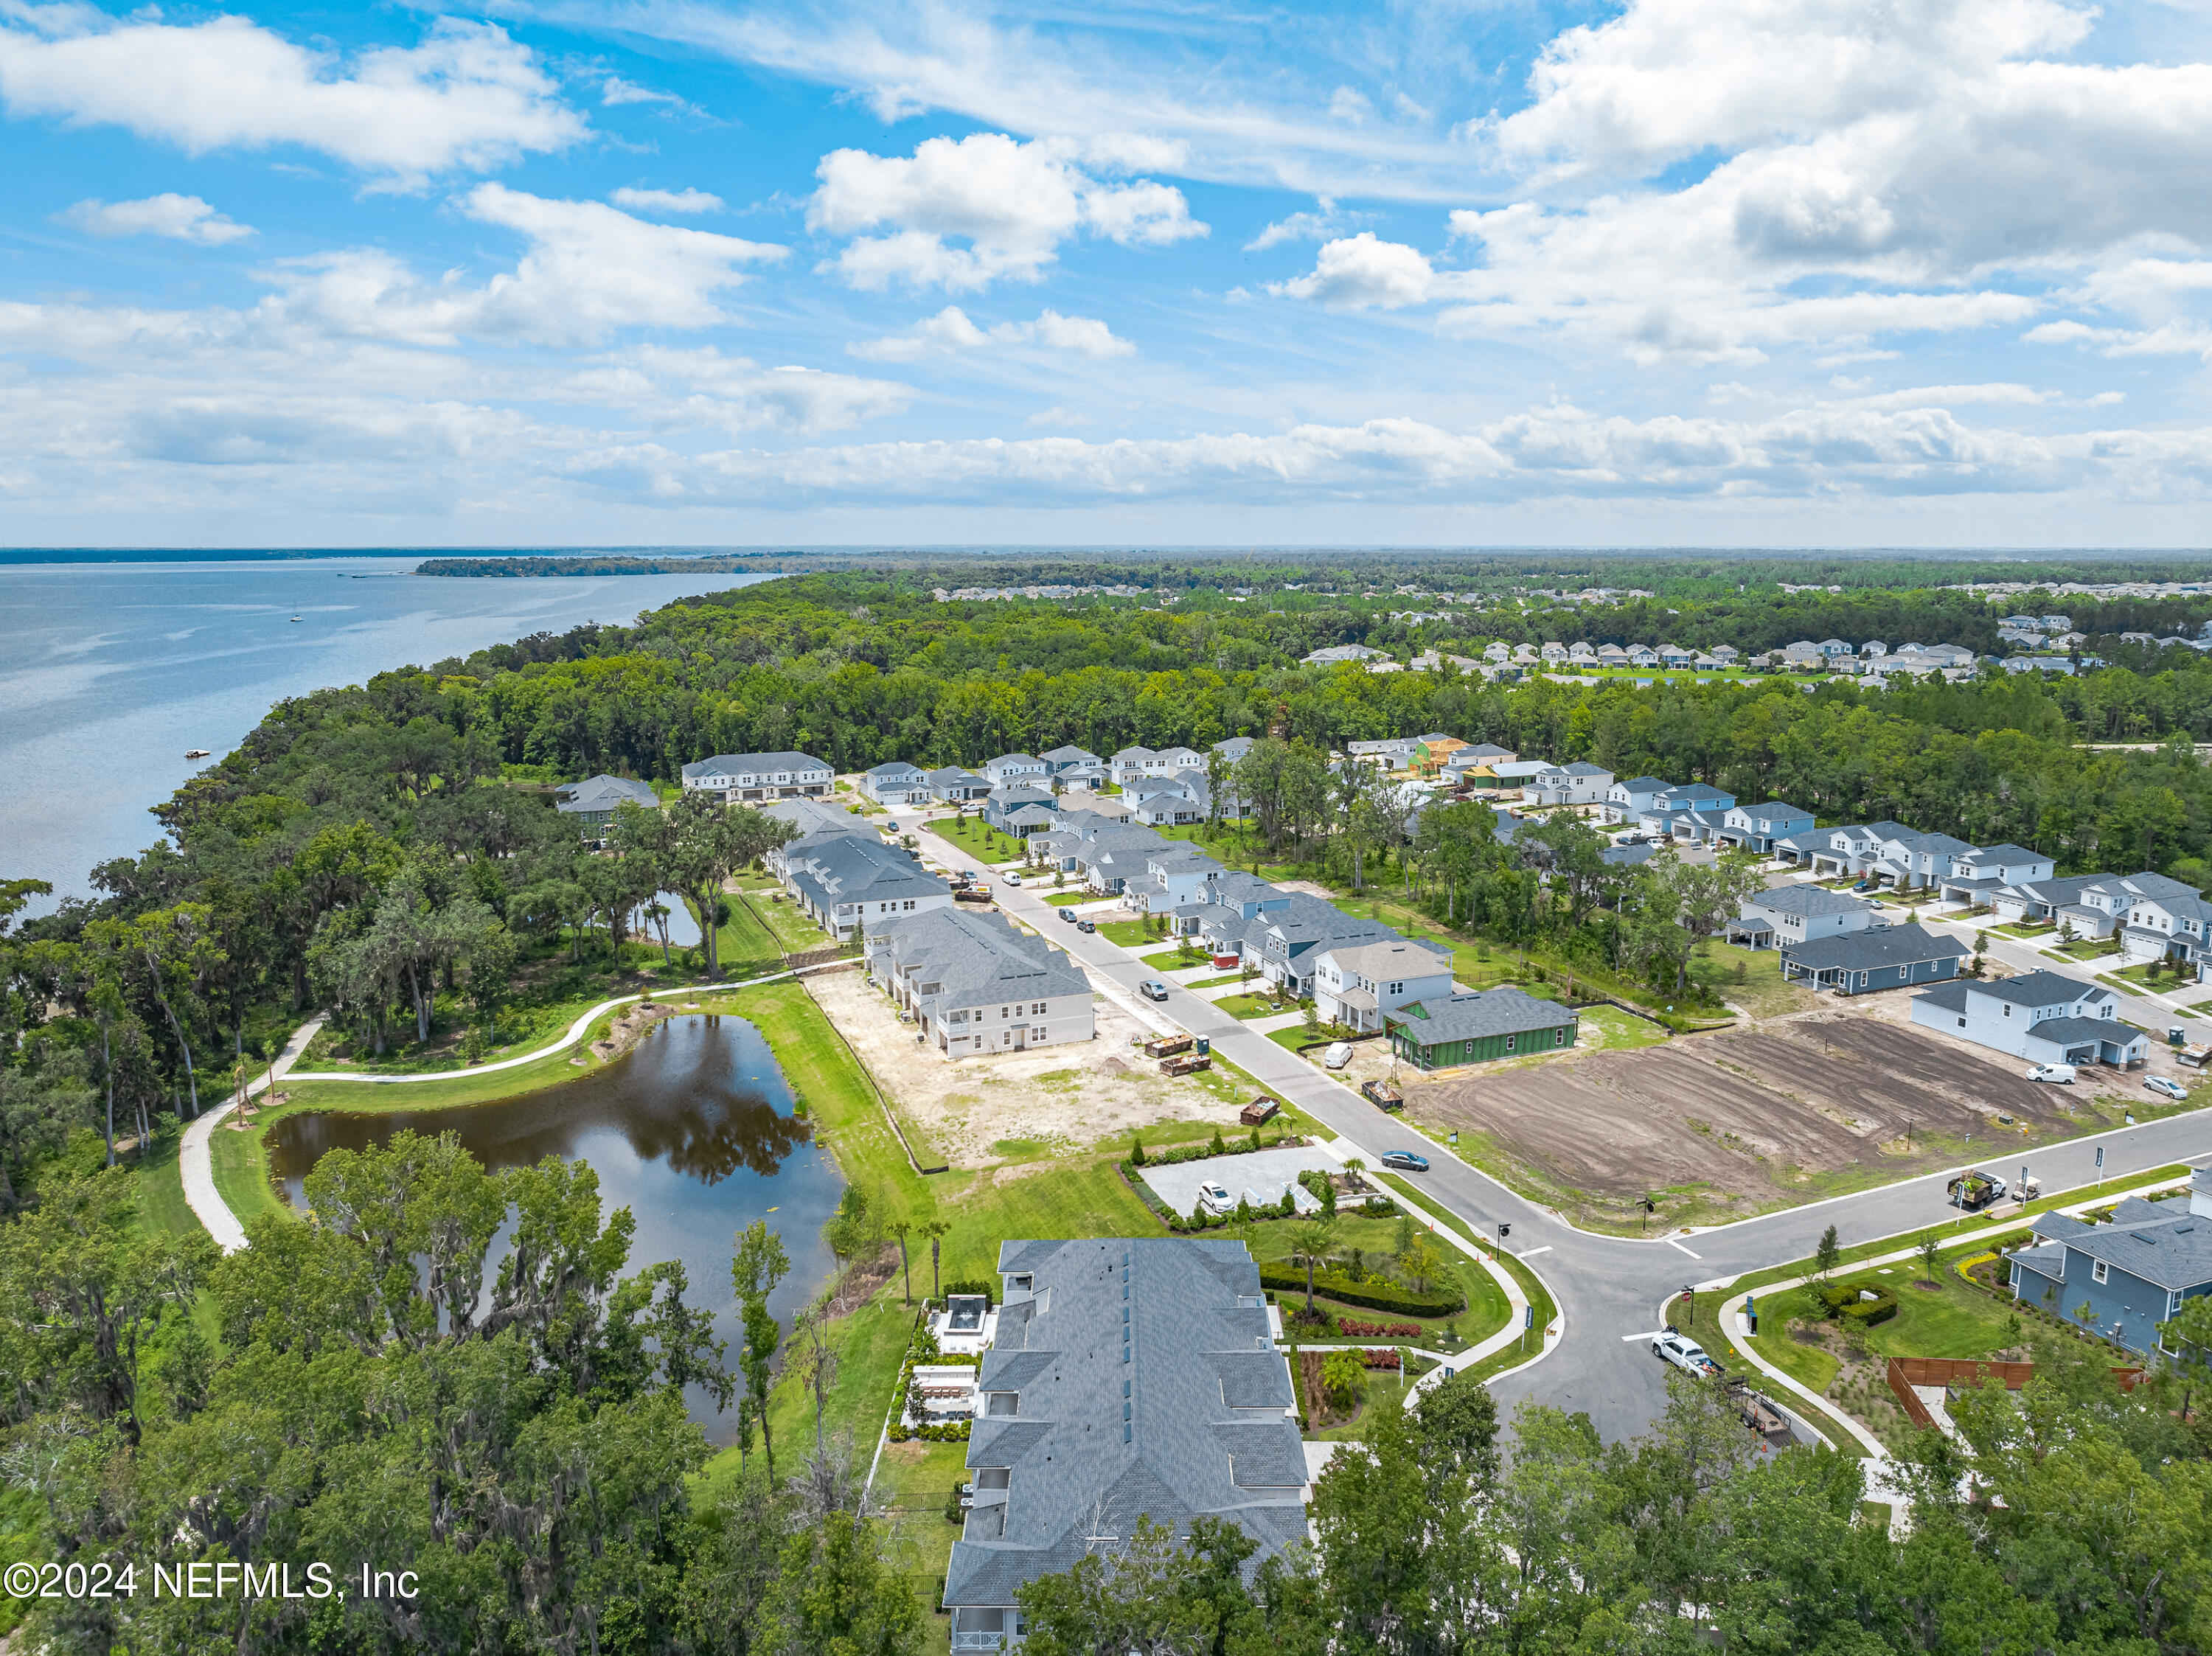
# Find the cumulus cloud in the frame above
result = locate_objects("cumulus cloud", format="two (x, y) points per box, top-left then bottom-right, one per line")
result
(0, 13), (583, 182)
(809, 131), (1206, 291)
(258, 187), (785, 347)
(611, 187), (723, 214)
(62, 192), (252, 244)
(1272, 233), (1434, 309)
(849, 305), (1134, 361)
(1246, 201), (1343, 251)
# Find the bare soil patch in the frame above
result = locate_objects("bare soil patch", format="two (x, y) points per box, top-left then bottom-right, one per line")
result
(1403, 1009), (2098, 1230)
(806, 970), (1248, 1169)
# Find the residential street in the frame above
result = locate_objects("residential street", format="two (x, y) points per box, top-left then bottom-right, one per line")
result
(980, 861), (2212, 1443)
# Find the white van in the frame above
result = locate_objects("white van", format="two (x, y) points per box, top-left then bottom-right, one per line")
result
(2026, 1062), (2076, 1085)
(1321, 1042), (1353, 1071)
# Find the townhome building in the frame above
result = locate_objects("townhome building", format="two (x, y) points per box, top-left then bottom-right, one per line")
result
(1725, 884), (1878, 948)
(1911, 970), (2145, 1067)
(1312, 939), (1455, 1033)
(866, 908), (1095, 1056)
(2005, 1170), (2212, 1354)
(554, 774), (658, 843)
(1717, 801), (1816, 855)
(928, 765), (992, 803)
(679, 751), (833, 802)
(942, 1239), (1309, 1652)
(983, 753), (1047, 790)
(1038, 745), (1105, 790)
(860, 760), (932, 807)
(779, 829), (952, 941)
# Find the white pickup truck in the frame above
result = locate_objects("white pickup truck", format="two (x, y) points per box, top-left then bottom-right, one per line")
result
(1652, 1329), (1722, 1377)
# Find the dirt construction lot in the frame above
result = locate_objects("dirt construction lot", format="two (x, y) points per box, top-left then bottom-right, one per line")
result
(1405, 1009), (2136, 1230)
(806, 969), (1251, 1168)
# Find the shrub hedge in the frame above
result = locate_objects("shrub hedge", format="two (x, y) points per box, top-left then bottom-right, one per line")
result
(1816, 1280), (1899, 1326)
(1259, 1264), (1462, 1318)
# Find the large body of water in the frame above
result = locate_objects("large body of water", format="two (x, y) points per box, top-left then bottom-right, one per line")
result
(0, 557), (773, 912)
(267, 1013), (841, 1439)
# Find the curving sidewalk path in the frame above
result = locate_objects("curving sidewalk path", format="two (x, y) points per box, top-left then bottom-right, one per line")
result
(180, 964), (827, 1253)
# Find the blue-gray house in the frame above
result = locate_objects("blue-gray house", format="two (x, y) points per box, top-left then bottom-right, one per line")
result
(1779, 922), (1964, 995)
(1719, 800), (1816, 855)
(2008, 1169), (2212, 1354)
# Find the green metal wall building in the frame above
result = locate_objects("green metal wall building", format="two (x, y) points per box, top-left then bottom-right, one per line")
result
(1387, 987), (1578, 1070)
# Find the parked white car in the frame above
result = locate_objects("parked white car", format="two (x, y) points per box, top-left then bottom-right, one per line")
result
(2146, 1074), (2190, 1101)
(1652, 1329), (1721, 1376)
(1197, 1181), (1234, 1215)
(2026, 1062), (2076, 1085)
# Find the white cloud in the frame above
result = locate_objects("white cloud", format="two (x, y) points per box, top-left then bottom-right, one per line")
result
(1247, 198), (1349, 251)
(1272, 233), (1434, 309)
(849, 305), (1134, 361)
(611, 186), (723, 214)
(258, 187), (785, 347)
(1328, 86), (1374, 125)
(62, 192), (252, 245)
(0, 13), (583, 182)
(808, 131), (1206, 291)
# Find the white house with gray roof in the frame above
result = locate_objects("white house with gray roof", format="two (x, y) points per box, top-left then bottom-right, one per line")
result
(928, 765), (993, 803)
(1523, 761), (1614, 807)
(2006, 1169), (2212, 1353)
(679, 751), (832, 802)
(943, 1238), (1308, 1649)
(1038, 745), (1104, 789)
(1726, 884), (1879, 949)
(1910, 970), (2144, 1067)
(1717, 801), (1815, 855)
(984, 753), (1047, 789)
(865, 907), (1094, 1055)
(1312, 938), (1455, 1033)
(777, 829), (951, 942)
(860, 761), (931, 807)
(1935, 843), (2057, 904)
(1602, 776), (1674, 824)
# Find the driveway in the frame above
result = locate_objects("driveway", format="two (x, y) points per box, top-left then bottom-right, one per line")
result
(1138, 1144), (1338, 1217)
(980, 863), (2212, 1443)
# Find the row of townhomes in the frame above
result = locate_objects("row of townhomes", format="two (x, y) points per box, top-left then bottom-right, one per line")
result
(1025, 790), (1574, 1068)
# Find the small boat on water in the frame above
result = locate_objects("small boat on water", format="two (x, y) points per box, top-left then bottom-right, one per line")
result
(288, 615), (303, 622)
(184, 748), (211, 759)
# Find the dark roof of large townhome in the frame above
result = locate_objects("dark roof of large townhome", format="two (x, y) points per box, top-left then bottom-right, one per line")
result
(945, 1238), (1308, 1612)
(1779, 923), (1964, 973)
(865, 908), (1090, 1014)
(680, 751), (830, 781)
(762, 796), (858, 838)
(1387, 986), (1573, 1045)
(1040, 744), (1101, 763)
(554, 774), (659, 814)
(785, 832), (947, 912)
(1750, 884), (1875, 919)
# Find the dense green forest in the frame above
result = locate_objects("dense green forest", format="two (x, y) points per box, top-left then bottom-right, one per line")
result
(4, 566), (2212, 1652)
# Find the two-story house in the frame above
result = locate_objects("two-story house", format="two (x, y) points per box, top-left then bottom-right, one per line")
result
(2116, 877), (2212, 969)
(1910, 970), (2146, 1066)
(1718, 801), (1817, 855)
(866, 908), (1095, 1055)
(982, 784), (1057, 838)
(1037, 744), (1105, 790)
(1638, 782), (1739, 838)
(1310, 939), (1455, 1033)
(2005, 1167), (2212, 1354)
(860, 760), (931, 808)
(983, 753), (1047, 790)
(679, 751), (833, 802)
(1524, 761), (1614, 807)
(779, 829), (953, 941)
(1725, 884), (1878, 949)
(1118, 846), (1229, 914)
(1603, 776), (1674, 824)
(553, 774), (658, 844)
(1937, 843), (2058, 905)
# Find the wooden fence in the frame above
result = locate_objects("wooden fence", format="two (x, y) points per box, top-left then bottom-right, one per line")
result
(1886, 1355), (2147, 1427)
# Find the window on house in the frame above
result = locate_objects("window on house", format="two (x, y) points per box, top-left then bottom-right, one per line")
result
(2093, 1260), (2109, 1285)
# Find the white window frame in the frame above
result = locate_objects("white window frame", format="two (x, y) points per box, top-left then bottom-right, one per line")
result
(2093, 1259), (2110, 1285)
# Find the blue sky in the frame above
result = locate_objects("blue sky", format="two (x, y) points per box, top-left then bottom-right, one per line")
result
(6, 0), (2212, 547)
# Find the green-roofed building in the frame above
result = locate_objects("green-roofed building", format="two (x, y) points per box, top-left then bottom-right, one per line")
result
(1386, 986), (1578, 1070)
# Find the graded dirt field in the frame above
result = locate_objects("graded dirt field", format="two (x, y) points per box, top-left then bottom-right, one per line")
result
(1404, 1008), (2137, 1231)
(805, 969), (1250, 1168)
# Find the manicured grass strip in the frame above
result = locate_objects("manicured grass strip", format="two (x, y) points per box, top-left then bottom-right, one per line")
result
(925, 818), (1026, 863)
(1044, 891), (1092, 906)
(136, 1130), (201, 1242)
(1096, 919), (1161, 947)
(1454, 1248), (1559, 1387)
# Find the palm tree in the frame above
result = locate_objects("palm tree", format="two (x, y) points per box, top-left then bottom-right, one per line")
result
(889, 1217), (914, 1304)
(921, 1217), (950, 1301)
(1289, 1217), (1336, 1316)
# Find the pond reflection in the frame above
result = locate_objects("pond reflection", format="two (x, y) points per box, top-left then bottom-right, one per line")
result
(267, 1013), (841, 1440)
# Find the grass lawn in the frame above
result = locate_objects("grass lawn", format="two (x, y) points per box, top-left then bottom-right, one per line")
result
(1742, 1269), (2023, 1413)
(1247, 1212), (1509, 1349)
(1214, 993), (1286, 1020)
(1137, 947), (1209, 971)
(1992, 921), (2059, 939)
(136, 1130), (201, 1242)
(1096, 918), (1166, 948)
(1690, 944), (1813, 1019)
(926, 817), (1026, 863)
(1186, 972), (1253, 989)
(1044, 890), (1093, 905)
(1576, 1003), (1670, 1053)
(2055, 938), (2124, 959)
(737, 888), (835, 954)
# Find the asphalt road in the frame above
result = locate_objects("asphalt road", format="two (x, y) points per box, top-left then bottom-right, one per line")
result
(976, 863), (2212, 1443)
